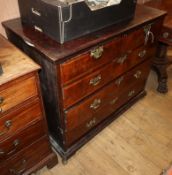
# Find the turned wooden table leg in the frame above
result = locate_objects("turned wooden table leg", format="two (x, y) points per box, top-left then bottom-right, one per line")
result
(152, 41), (168, 93)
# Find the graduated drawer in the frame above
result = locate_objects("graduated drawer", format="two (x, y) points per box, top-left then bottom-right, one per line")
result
(62, 46), (155, 109)
(0, 75), (38, 115)
(64, 60), (151, 146)
(0, 136), (51, 175)
(0, 120), (46, 161)
(0, 98), (43, 141)
(60, 27), (147, 86)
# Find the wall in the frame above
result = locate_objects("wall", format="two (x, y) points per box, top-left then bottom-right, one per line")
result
(0, 0), (19, 36)
(0, 0), (150, 37)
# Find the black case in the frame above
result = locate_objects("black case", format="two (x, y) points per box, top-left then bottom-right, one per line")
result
(18, 0), (137, 44)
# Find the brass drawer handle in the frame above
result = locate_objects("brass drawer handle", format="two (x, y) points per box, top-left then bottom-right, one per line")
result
(0, 139), (20, 156)
(163, 32), (169, 39)
(7, 139), (20, 155)
(128, 90), (135, 97)
(110, 97), (118, 105)
(89, 75), (101, 86)
(34, 25), (43, 33)
(138, 50), (147, 58)
(115, 76), (124, 86)
(0, 97), (4, 104)
(86, 118), (96, 128)
(134, 71), (142, 79)
(90, 99), (101, 110)
(9, 159), (27, 175)
(0, 108), (3, 113)
(0, 120), (12, 136)
(116, 54), (128, 64)
(31, 7), (41, 16)
(144, 24), (155, 45)
(90, 46), (104, 59)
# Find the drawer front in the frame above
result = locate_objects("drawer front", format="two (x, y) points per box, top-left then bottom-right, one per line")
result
(65, 81), (147, 146)
(62, 46), (155, 109)
(121, 28), (145, 52)
(0, 98), (43, 141)
(0, 136), (51, 175)
(60, 38), (122, 85)
(65, 60), (151, 146)
(0, 120), (46, 160)
(0, 75), (38, 114)
(60, 28), (148, 86)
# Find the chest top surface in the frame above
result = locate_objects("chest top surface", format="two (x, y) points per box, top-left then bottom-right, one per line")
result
(2, 5), (166, 63)
(0, 35), (40, 85)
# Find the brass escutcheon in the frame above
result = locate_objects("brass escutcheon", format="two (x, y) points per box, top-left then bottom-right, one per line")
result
(90, 46), (104, 59)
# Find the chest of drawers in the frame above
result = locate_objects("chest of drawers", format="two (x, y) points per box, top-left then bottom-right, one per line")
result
(2, 5), (166, 162)
(0, 35), (58, 174)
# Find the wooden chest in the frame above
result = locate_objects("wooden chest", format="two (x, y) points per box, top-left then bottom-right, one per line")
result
(2, 5), (166, 162)
(0, 35), (58, 174)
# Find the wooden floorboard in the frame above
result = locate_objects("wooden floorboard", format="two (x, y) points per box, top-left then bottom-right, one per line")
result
(35, 64), (172, 175)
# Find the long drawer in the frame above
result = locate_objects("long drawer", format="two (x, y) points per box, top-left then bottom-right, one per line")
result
(0, 120), (46, 161)
(0, 98), (43, 141)
(64, 60), (151, 146)
(0, 75), (38, 115)
(0, 136), (51, 175)
(62, 46), (155, 109)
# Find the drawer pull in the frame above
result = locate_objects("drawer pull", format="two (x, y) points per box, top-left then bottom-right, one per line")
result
(128, 90), (135, 97)
(89, 75), (101, 86)
(0, 108), (3, 113)
(90, 99), (101, 110)
(0, 120), (12, 136)
(7, 139), (20, 156)
(90, 46), (104, 59)
(7, 139), (20, 155)
(110, 97), (118, 105)
(24, 40), (35, 47)
(116, 54), (128, 64)
(5, 120), (12, 128)
(138, 50), (147, 58)
(86, 118), (96, 128)
(0, 139), (20, 156)
(134, 71), (142, 79)
(115, 76), (124, 86)
(31, 7), (41, 16)
(144, 24), (155, 45)
(0, 149), (5, 155)
(0, 97), (4, 104)
(34, 25), (43, 33)
(9, 159), (27, 175)
(163, 32), (169, 39)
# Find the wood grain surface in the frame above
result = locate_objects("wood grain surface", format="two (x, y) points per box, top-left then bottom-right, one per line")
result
(0, 35), (40, 85)
(36, 65), (172, 175)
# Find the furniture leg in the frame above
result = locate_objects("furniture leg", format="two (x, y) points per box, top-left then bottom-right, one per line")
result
(152, 42), (168, 93)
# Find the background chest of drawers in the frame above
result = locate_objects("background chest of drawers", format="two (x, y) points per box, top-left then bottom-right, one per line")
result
(0, 35), (57, 174)
(2, 5), (166, 162)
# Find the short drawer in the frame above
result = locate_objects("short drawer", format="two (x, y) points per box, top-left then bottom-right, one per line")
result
(0, 98), (43, 141)
(0, 120), (46, 160)
(0, 136), (51, 175)
(60, 28), (148, 86)
(62, 46), (155, 109)
(60, 37), (122, 85)
(64, 60), (151, 146)
(0, 75), (38, 115)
